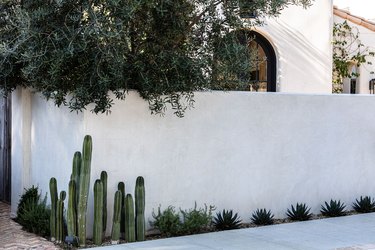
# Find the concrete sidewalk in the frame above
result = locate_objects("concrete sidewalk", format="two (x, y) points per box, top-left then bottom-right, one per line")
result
(97, 213), (375, 250)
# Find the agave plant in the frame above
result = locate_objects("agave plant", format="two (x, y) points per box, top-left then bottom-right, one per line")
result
(320, 199), (346, 217)
(286, 203), (312, 221)
(251, 208), (274, 225)
(352, 196), (375, 213)
(212, 209), (242, 230)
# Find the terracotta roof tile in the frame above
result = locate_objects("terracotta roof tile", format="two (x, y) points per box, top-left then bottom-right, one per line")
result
(333, 6), (375, 32)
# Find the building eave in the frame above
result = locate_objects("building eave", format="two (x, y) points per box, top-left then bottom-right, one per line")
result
(333, 6), (375, 32)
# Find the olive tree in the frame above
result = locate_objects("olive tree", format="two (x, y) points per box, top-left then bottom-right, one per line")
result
(0, 0), (312, 116)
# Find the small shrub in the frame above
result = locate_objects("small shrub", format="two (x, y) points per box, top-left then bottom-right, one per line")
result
(17, 189), (51, 237)
(152, 206), (182, 237)
(16, 186), (39, 221)
(320, 199), (346, 217)
(213, 209), (242, 230)
(286, 203), (312, 221)
(180, 203), (215, 235)
(352, 196), (375, 213)
(251, 208), (274, 225)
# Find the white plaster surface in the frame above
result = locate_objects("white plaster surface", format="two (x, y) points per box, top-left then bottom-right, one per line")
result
(257, 0), (333, 93)
(11, 88), (32, 217)
(11, 89), (375, 236)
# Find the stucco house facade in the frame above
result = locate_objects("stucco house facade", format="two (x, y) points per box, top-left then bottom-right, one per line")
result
(7, 0), (375, 237)
(251, 0), (332, 94)
(333, 6), (375, 94)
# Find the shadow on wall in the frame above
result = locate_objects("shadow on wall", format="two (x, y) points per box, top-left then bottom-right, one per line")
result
(268, 19), (332, 92)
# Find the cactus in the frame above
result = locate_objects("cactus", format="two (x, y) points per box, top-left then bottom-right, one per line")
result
(56, 199), (62, 243)
(49, 177), (58, 241)
(111, 190), (122, 244)
(56, 191), (66, 243)
(93, 180), (104, 245)
(135, 176), (145, 241)
(100, 171), (108, 234)
(118, 182), (125, 238)
(125, 194), (136, 242)
(68, 151), (81, 239)
(71, 151), (81, 208)
(77, 135), (92, 246)
(60, 191), (67, 241)
(60, 191), (66, 202)
(67, 180), (77, 237)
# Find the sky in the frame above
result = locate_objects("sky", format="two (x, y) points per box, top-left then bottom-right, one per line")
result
(333, 0), (375, 20)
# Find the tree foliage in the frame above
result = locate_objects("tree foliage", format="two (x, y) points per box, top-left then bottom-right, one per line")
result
(332, 21), (374, 93)
(0, 0), (312, 116)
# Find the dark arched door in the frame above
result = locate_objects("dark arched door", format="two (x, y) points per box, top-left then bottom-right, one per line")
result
(247, 31), (277, 92)
(212, 30), (277, 92)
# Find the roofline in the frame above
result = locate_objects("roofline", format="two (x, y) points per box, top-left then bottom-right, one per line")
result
(333, 6), (375, 32)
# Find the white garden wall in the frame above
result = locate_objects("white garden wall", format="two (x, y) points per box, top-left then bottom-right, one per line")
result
(11, 89), (375, 236)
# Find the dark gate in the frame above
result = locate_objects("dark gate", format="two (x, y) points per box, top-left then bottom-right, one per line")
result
(0, 96), (11, 203)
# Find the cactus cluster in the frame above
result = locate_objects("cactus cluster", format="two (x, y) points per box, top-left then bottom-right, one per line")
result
(48, 181), (71, 243)
(111, 176), (145, 243)
(49, 135), (146, 246)
(49, 135), (98, 247)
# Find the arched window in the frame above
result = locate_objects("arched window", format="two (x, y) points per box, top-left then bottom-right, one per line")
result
(212, 30), (277, 92)
(247, 31), (276, 92)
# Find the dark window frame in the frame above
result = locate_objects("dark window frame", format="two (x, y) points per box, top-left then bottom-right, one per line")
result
(350, 79), (356, 94)
(248, 31), (277, 92)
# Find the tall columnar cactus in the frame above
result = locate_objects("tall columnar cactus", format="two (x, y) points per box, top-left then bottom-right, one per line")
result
(111, 190), (122, 244)
(125, 194), (136, 243)
(100, 171), (108, 234)
(71, 151), (82, 208)
(135, 176), (145, 241)
(93, 180), (104, 245)
(77, 135), (92, 246)
(67, 180), (77, 237)
(49, 177), (58, 241)
(118, 182), (125, 238)
(56, 191), (66, 243)
(56, 200), (62, 243)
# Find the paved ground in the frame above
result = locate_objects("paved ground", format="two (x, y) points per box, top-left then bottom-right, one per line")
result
(98, 213), (375, 250)
(2, 200), (375, 250)
(0, 202), (60, 249)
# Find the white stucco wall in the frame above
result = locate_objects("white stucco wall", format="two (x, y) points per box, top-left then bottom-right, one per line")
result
(256, 0), (333, 93)
(334, 15), (375, 94)
(11, 89), (375, 236)
(11, 88), (85, 215)
(11, 88), (31, 215)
